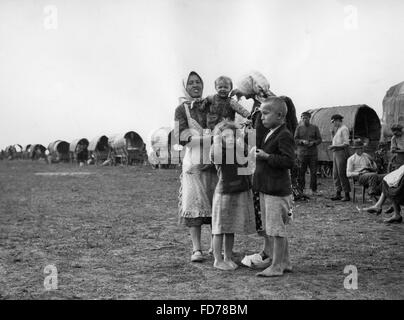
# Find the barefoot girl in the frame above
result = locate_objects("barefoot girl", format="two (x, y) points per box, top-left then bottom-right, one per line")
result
(210, 121), (256, 270)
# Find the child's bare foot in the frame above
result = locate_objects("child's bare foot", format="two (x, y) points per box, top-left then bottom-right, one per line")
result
(256, 265), (284, 277)
(214, 260), (233, 271)
(224, 259), (238, 270)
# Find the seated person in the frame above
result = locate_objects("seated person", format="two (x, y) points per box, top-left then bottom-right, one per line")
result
(346, 140), (383, 196)
(390, 124), (404, 171)
(363, 164), (404, 223)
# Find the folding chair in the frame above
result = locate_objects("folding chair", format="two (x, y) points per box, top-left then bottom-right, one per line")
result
(351, 177), (366, 204)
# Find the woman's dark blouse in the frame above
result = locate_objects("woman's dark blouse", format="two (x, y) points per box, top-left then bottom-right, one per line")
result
(174, 101), (208, 146)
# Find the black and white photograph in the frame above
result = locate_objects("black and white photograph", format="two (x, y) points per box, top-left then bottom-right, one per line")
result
(0, 0), (403, 305)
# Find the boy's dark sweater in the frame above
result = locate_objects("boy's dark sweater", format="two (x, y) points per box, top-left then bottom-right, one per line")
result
(253, 123), (296, 196)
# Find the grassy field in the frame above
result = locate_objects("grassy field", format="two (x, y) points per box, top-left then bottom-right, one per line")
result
(0, 160), (403, 300)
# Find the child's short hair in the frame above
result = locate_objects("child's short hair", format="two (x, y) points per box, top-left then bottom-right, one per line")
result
(214, 76), (233, 90)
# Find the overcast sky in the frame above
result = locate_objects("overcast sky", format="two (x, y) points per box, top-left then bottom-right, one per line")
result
(1, 0), (403, 150)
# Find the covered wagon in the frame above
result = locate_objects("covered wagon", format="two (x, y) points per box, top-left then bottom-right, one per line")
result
(88, 135), (110, 164)
(381, 81), (404, 141)
(69, 138), (89, 164)
(149, 127), (185, 168)
(30, 144), (47, 161)
(108, 131), (147, 165)
(5, 144), (23, 159)
(307, 105), (381, 175)
(48, 140), (70, 163)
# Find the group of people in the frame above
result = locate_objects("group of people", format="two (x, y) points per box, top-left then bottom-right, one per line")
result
(174, 70), (404, 277)
(291, 107), (404, 224)
(175, 71), (295, 276)
(325, 118), (404, 223)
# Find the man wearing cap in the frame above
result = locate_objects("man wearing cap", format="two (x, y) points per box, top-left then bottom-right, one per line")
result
(390, 124), (404, 171)
(329, 114), (351, 201)
(294, 112), (322, 195)
(346, 140), (384, 196)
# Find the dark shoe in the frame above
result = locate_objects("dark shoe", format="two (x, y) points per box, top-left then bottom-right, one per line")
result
(364, 207), (382, 214)
(384, 216), (403, 224)
(384, 206), (394, 214)
(330, 194), (342, 201)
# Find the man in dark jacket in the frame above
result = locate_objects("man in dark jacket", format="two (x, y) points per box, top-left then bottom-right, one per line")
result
(295, 112), (322, 195)
(252, 97), (296, 277)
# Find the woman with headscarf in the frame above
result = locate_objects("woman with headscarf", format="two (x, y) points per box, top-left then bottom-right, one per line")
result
(232, 71), (297, 145)
(230, 71), (300, 268)
(174, 71), (218, 262)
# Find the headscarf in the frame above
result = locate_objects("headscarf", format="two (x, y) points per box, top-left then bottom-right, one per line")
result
(178, 71), (204, 109)
(236, 71), (275, 100)
(238, 71), (298, 135)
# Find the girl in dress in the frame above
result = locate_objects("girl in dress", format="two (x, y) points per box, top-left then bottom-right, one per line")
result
(210, 121), (256, 270)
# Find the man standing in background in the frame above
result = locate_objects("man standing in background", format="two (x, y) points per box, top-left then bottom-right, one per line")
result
(294, 112), (322, 196)
(329, 114), (351, 201)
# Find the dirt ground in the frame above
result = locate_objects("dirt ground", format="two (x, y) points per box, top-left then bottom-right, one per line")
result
(0, 160), (403, 300)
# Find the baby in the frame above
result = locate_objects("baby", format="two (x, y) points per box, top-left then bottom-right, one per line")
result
(186, 76), (251, 174)
(204, 76), (251, 131)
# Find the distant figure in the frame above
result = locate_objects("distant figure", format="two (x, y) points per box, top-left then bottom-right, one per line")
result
(76, 143), (88, 166)
(294, 112), (322, 195)
(7, 146), (16, 160)
(34, 148), (42, 161)
(45, 149), (51, 164)
(329, 114), (351, 201)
